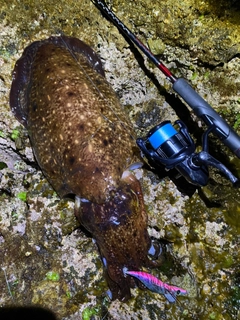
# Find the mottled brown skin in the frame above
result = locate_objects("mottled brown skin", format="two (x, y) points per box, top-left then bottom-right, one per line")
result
(10, 36), (155, 301)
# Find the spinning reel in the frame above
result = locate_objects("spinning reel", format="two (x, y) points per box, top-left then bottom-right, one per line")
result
(137, 120), (238, 187)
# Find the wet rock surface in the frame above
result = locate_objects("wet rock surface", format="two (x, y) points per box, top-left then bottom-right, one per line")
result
(0, 0), (240, 319)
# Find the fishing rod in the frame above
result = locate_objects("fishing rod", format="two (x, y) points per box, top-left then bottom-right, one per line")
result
(92, 0), (240, 187)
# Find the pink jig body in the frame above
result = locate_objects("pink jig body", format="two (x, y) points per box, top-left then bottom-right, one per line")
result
(124, 269), (188, 303)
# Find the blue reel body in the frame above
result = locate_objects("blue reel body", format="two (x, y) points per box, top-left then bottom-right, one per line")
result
(137, 120), (208, 187)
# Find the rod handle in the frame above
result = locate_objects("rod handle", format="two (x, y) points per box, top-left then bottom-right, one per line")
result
(173, 78), (240, 158)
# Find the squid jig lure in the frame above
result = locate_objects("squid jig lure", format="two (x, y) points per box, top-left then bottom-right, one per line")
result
(123, 268), (188, 303)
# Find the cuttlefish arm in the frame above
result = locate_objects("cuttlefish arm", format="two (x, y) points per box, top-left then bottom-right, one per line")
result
(75, 170), (159, 301)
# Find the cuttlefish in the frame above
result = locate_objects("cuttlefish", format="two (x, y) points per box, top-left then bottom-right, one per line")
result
(10, 36), (159, 301)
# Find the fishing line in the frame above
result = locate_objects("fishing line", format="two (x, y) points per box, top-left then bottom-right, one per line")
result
(1, 267), (15, 302)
